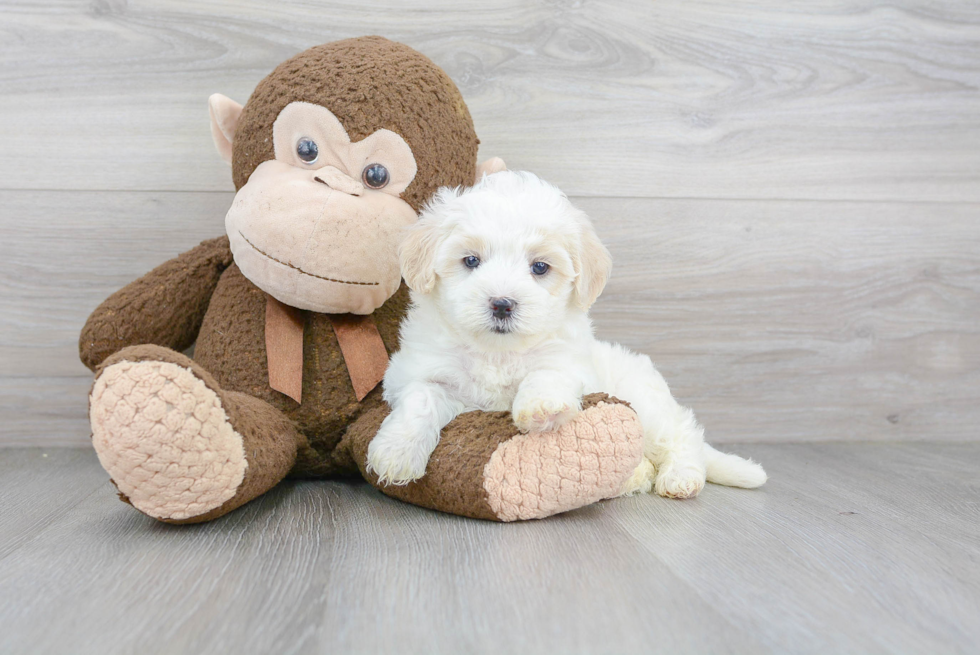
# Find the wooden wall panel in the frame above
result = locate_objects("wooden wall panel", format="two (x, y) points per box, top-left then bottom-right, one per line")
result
(0, 1), (978, 199)
(2, 191), (976, 445)
(1, 0), (978, 445)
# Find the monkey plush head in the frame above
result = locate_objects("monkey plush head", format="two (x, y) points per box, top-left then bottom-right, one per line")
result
(207, 36), (483, 314)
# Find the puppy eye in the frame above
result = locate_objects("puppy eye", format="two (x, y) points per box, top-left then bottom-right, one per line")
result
(296, 138), (319, 164)
(463, 255), (481, 269)
(531, 261), (550, 276)
(362, 163), (390, 189)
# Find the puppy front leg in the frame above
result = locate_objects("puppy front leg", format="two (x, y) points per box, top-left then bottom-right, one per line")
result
(367, 382), (464, 485)
(512, 371), (583, 433)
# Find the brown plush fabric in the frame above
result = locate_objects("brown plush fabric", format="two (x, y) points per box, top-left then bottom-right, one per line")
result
(79, 236), (233, 371)
(341, 393), (632, 521)
(580, 392), (630, 412)
(167, 388), (301, 525)
(95, 344), (303, 525)
(231, 36), (479, 210)
(192, 263), (410, 478)
(342, 405), (503, 520)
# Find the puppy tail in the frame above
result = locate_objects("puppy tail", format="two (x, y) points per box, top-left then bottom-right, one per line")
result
(703, 443), (767, 489)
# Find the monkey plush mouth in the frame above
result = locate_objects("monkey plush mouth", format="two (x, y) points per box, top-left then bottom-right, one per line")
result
(238, 231), (379, 286)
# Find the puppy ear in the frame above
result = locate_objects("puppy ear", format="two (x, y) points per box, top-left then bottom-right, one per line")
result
(399, 218), (446, 294)
(572, 219), (612, 310)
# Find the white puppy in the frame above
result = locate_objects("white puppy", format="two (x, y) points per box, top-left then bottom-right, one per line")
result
(367, 171), (766, 498)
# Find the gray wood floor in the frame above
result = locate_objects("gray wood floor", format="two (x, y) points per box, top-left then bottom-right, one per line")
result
(1, 443), (978, 654)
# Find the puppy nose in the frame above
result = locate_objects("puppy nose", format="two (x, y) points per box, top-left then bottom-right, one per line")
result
(490, 297), (517, 320)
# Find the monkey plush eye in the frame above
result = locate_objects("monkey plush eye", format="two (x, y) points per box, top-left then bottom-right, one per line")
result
(296, 138), (319, 164)
(531, 261), (550, 276)
(463, 255), (481, 269)
(362, 163), (390, 189)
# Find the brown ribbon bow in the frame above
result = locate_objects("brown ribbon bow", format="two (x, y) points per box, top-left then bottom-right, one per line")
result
(264, 295), (388, 403)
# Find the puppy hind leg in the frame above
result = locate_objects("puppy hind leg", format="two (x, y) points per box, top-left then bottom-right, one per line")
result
(617, 456), (655, 496)
(645, 405), (707, 499)
(591, 342), (706, 499)
(629, 385), (707, 498)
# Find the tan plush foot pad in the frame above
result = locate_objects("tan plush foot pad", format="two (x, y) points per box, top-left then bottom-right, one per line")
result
(89, 360), (248, 521)
(482, 401), (643, 521)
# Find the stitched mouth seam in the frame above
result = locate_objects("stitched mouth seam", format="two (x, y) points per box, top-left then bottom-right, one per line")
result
(238, 231), (379, 286)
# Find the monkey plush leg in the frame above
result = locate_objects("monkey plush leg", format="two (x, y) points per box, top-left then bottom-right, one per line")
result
(342, 393), (643, 521)
(89, 345), (300, 524)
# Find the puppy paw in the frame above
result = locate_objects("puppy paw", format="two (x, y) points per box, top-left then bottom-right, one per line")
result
(618, 457), (656, 497)
(512, 394), (581, 433)
(366, 419), (436, 486)
(654, 461), (706, 499)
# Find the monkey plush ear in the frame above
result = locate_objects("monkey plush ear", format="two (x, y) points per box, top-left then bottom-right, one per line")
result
(572, 219), (613, 310)
(475, 157), (507, 183)
(208, 94), (244, 166)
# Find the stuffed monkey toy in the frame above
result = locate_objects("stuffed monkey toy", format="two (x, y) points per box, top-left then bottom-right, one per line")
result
(80, 37), (643, 524)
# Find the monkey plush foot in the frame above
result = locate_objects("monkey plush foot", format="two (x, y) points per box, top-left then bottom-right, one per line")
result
(482, 396), (643, 521)
(345, 393), (643, 521)
(91, 359), (248, 521)
(90, 345), (299, 523)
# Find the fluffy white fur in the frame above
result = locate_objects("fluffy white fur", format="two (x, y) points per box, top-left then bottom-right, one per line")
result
(367, 171), (767, 498)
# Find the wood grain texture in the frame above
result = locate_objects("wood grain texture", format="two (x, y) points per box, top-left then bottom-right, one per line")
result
(580, 196), (980, 443)
(0, 443), (977, 654)
(0, 448), (108, 559)
(1, 1), (978, 445)
(0, 0), (978, 199)
(0, 450), (765, 655)
(611, 441), (980, 653)
(3, 190), (977, 445)
(0, 189), (229, 446)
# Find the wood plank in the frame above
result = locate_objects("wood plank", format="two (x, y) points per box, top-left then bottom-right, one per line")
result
(0, 457), (765, 655)
(0, 0), (978, 200)
(0, 378), (96, 447)
(3, 190), (977, 445)
(0, 189), (229, 446)
(579, 196), (980, 443)
(611, 442), (980, 653)
(0, 443), (977, 653)
(0, 448), (108, 560)
(0, 190), (228, 379)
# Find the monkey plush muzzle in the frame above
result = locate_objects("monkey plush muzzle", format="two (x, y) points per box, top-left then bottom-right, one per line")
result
(226, 159), (416, 314)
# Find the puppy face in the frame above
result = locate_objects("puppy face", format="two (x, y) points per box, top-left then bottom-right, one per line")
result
(400, 171), (612, 349)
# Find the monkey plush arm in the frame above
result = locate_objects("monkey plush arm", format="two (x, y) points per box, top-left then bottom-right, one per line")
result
(79, 235), (234, 371)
